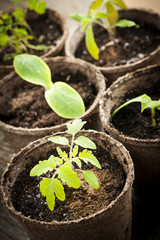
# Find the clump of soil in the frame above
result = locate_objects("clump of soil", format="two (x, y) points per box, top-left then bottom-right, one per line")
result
(0, 71), (97, 128)
(0, 10), (62, 66)
(75, 20), (160, 67)
(11, 145), (126, 222)
(112, 80), (160, 139)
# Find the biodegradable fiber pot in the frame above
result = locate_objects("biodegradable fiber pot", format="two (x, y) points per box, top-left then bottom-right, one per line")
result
(65, 9), (160, 86)
(1, 130), (134, 240)
(99, 64), (160, 198)
(0, 8), (68, 79)
(0, 56), (105, 153)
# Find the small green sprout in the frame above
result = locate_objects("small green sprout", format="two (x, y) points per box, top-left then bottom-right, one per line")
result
(112, 94), (160, 127)
(30, 119), (101, 211)
(0, 0), (50, 61)
(71, 0), (138, 60)
(13, 54), (85, 119)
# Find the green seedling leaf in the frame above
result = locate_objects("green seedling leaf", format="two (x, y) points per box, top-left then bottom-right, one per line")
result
(83, 170), (99, 189)
(112, 94), (151, 117)
(14, 27), (27, 37)
(75, 136), (96, 149)
(105, 2), (118, 26)
(28, 44), (52, 51)
(0, 33), (8, 47)
(56, 147), (69, 162)
(107, 0), (127, 9)
(70, 13), (87, 22)
(45, 81), (85, 119)
(30, 155), (57, 177)
(58, 165), (81, 188)
(13, 8), (25, 22)
(79, 149), (101, 169)
(85, 24), (99, 60)
(66, 119), (86, 135)
(72, 145), (79, 157)
(40, 178), (65, 211)
(93, 12), (110, 19)
(14, 54), (51, 89)
(116, 19), (137, 28)
(72, 158), (82, 168)
(48, 136), (69, 146)
(81, 18), (92, 32)
(35, 1), (46, 14)
(88, 0), (104, 14)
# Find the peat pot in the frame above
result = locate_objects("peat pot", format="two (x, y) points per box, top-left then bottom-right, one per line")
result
(0, 56), (105, 153)
(1, 130), (134, 240)
(0, 8), (68, 79)
(99, 64), (160, 198)
(65, 9), (160, 86)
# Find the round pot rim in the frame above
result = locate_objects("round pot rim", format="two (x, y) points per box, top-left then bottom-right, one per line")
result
(1, 129), (134, 229)
(99, 64), (160, 147)
(0, 56), (106, 135)
(0, 8), (68, 71)
(65, 8), (160, 73)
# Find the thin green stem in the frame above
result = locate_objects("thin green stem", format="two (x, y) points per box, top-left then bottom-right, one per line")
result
(69, 134), (75, 162)
(151, 108), (156, 127)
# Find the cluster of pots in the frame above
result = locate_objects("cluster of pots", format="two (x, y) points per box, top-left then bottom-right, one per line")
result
(0, 5), (160, 240)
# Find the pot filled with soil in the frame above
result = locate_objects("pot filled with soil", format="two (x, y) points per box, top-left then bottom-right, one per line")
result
(0, 55), (105, 153)
(66, 8), (160, 86)
(0, 2), (68, 80)
(99, 64), (160, 198)
(1, 119), (134, 240)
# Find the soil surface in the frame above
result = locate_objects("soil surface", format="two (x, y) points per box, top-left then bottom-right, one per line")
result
(75, 20), (160, 67)
(112, 80), (160, 139)
(0, 71), (97, 128)
(0, 10), (62, 65)
(11, 145), (126, 222)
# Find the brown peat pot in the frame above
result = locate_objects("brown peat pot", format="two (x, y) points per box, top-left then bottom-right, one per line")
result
(65, 9), (160, 86)
(0, 8), (68, 79)
(1, 130), (134, 240)
(99, 65), (160, 198)
(0, 56), (105, 153)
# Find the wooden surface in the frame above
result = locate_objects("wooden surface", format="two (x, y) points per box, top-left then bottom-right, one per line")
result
(0, 0), (160, 239)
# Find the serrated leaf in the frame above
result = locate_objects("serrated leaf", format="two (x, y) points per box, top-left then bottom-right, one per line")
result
(107, 0), (127, 9)
(58, 165), (81, 188)
(116, 19), (137, 28)
(13, 54), (51, 90)
(75, 136), (96, 149)
(83, 171), (99, 189)
(54, 157), (63, 165)
(88, 0), (104, 14)
(72, 145), (79, 157)
(40, 178), (65, 211)
(79, 149), (101, 169)
(56, 147), (69, 161)
(45, 82), (85, 119)
(72, 158), (82, 168)
(85, 24), (99, 60)
(105, 2), (118, 26)
(66, 119), (86, 135)
(30, 155), (57, 176)
(48, 136), (69, 146)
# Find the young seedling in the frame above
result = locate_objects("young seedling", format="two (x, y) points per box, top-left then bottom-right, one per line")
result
(13, 54), (85, 119)
(0, 0), (50, 61)
(30, 119), (101, 211)
(71, 0), (138, 60)
(112, 94), (160, 127)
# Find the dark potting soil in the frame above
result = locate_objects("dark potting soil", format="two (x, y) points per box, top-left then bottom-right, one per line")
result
(112, 80), (160, 139)
(0, 71), (97, 128)
(0, 11), (62, 65)
(75, 21), (160, 67)
(11, 145), (126, 222)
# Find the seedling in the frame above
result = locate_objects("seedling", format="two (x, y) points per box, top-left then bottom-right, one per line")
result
(30, 119), (101, 211)
(71, 0), (138, 60)
(13, 54), (85, 119)
(112, 94), (160, 127)
(0, 0), (50, 61)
